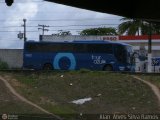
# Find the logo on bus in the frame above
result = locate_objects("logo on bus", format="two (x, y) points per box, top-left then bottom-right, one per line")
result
(53, 53), (76, 70)
(92, 55), (106, 64)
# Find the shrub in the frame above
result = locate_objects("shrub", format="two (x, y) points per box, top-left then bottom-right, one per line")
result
(79, 68), (91, 73)
(0, 60), (9, 69)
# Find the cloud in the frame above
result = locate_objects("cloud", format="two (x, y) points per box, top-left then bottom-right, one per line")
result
(0, 0), (38, 48)
(5, 0), (38, 29)
(0, 1), (122, 49)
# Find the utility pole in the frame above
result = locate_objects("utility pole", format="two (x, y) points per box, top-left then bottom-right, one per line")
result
(22, 19), (27, 41)
(38, 24), (49, 35)
(147, 22), (152, 73)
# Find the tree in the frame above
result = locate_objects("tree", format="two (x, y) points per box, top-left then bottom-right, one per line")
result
(118, 18), (147, 35)
(118, 18), (160, 35)
(148, 23), (160, 35)
(80, 27), (118, 35)
(53, 30), (72, 36)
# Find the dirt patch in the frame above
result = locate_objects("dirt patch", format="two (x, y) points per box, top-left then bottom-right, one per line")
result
(0, 75), (61, 120)
(0, 79), (43, 114)
(133, 75), (160, 106)
(2, 75), (25, 88)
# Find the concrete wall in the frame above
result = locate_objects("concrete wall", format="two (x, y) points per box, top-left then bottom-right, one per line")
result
(40, 35), (119, 41)
(0, 49), (23, 68)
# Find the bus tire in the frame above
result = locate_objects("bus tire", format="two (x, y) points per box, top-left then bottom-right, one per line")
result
(103, 65), (113, 71)
(43, 63), (53, 70)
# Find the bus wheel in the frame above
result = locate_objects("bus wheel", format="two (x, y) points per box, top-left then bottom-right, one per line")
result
(43, 64), (53, 70)
(103, 65), (113, 71)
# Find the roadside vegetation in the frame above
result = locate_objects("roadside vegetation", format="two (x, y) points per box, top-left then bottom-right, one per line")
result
(118, 18), (160, 35)
(0, 59), (9, 70)
(0, 71), (160, 119)
(0, 80), (42, 114)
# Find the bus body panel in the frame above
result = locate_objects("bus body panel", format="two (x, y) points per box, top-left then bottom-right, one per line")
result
(24, 52), (117, 70)
(23, 41), (134, 71)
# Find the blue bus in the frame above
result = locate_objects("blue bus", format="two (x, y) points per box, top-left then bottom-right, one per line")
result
(23, 40), (134, 71)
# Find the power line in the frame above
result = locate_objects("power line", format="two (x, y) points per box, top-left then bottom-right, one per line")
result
(0, 24), (119, 28)
(0, 18), (121, 22)
(28, 19), (121, 21)
(0, 26), (119, 33)
(0, 40), (24, 41)
(45, 24), (118, 27)
(0, 26), (22, 28)
(0, 0), (43, 3)
(51, 29), (82, 31)
(0, 28), (119, 32)
(0, 39), (36, 41)
(0, 31), (38, 32)
(1, 11), (107, 14)
(0, 0), (43, 1)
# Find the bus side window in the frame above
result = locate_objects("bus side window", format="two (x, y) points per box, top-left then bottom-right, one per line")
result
(86, 44), (113, 53)
(114, 45), (126, 63)
(26, 44), (39, 52)
(73, 44), (86, 53)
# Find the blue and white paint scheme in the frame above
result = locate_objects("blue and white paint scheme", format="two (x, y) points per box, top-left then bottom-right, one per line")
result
(53, 53), (76, 70)
(23, 40), (134, 71)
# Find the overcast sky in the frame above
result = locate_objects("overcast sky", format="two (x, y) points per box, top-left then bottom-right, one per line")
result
(0, 0), (123, 49)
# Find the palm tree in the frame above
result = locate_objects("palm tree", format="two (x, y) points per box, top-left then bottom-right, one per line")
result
(118, 18), (160, 36)
(118, 18), (149, 36)
(151, 23), (160, 34)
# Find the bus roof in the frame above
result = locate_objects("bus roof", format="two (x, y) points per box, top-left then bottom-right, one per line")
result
(26, 40), (131, 46)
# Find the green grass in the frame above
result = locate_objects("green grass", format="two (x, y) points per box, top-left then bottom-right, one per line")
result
(1, 71), (160, 119)
(0, 60), (9, 69)
(0, 80), (43, 114)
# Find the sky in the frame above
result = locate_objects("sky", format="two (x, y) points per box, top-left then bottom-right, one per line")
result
(0, 0), (123, 49)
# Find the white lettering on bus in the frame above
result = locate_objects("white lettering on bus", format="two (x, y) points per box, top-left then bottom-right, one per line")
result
(92, 55), (106, 64)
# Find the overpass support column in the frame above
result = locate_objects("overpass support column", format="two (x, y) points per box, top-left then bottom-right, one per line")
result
(147, 22), (152, 73)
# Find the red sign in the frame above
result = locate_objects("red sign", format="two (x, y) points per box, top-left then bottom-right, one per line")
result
(102, 36), (119, 41)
